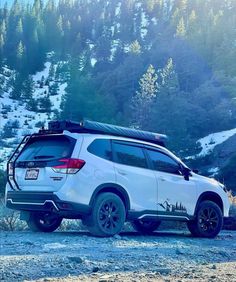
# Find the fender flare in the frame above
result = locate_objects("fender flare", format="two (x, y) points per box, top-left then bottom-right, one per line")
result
(89, 183), (130, 211)
(194, 191), (224, 215)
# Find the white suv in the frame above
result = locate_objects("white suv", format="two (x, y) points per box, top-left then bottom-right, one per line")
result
(5, 120), (230, 238)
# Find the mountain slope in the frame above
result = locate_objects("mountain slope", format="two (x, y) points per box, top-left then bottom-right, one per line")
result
(0, 61), (67, 170)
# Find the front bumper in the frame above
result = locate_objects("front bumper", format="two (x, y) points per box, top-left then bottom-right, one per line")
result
(6, 191), (91, 219)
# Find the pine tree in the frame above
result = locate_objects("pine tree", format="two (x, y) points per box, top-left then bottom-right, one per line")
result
(129, 40), (141, 55)
(9, 73), (24, 100)
(39, 94), (52, 112)
(176, 17), (186, 37)
(0, 34), (4, 67)
(131, 64), (158, 128)
(49, 81), (59, 96)
(159, 58), (179, 95)
(16, 41), (24, 60)
(48, 64), (55, 81)
(22, 75), (34, 101)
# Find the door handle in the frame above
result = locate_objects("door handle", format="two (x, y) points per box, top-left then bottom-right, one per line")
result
(117, 170), (127, 176)
(159, 176), (166, 182)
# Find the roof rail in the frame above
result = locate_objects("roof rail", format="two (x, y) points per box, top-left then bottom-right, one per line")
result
(45, 119), (167, 147)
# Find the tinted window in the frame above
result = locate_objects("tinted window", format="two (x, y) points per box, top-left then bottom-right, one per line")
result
(147, 149), (181, 174)
(18, 136), (74, 161)
(113, 142), (147, 168)
(87, 139), (112, 160)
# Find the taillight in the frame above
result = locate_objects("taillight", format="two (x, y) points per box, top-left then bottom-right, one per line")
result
(52, 158), (85, 174)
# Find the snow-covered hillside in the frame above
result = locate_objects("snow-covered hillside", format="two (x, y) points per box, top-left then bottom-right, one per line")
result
(197, 128), (236, 157)
(0, 62), (67, 170)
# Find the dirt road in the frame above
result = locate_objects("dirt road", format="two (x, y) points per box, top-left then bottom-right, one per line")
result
(0, 230), (236, 281)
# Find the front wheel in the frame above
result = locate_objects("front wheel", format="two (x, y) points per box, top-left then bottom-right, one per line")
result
(86, 192), (126, 237)
(132, 220), (161, 234)
(187, 201), (223, 238)
(27, 212), (62, 232)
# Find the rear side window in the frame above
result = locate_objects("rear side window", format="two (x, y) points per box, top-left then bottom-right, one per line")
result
(146, 149), (181, 175)
(17, 136), (74, 161)
(112, 142), (147, 169)
(87, 139), (112, 161)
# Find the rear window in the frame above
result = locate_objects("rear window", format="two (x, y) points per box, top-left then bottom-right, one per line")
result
(17, 135), (75, 161)
(112, 142), (147, 169)
(87, 139), (112, 161)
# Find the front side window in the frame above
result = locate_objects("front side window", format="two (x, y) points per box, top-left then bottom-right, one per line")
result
(147, 149), (181, 175)
(87, 139), (112, 160)
(112, 142), (147, 169)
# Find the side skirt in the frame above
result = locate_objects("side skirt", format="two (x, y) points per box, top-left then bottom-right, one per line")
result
(127, 210), (195, 222)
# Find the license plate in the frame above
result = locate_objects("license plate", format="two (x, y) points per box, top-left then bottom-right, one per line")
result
(25, 169), (39, 180)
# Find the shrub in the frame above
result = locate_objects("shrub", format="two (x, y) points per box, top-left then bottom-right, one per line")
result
(0, 199), (27, 231)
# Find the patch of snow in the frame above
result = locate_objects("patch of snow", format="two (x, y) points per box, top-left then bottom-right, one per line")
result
(151, 17), (158, 25)
(197, 128), (236, 157)
(91, 58), (97, 67)
(208, 167), (219, 176)
(141, 11), (149, 39)
(115, 3), (121, 16)
(111, 25), (115, 37)
(88, 43), (95, 50)
(33, 62), (51, 82)
(110, 39), (121, 60)
(50, 83), (67, 110)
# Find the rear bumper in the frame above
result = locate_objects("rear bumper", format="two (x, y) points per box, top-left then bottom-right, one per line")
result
(6, 191), (91, 219)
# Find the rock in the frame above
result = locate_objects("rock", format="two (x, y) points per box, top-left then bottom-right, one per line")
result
(99, 274), (112, 282)
(176, 248), (184, 255)
(68, 256), (83, 264)
(156, 268), (171, 275)
(218, 250), (230, 258)
(92, 266), (100, 273)
(212, 264), (217, 269)
(113, 234), (121, 240)
(24, 240), (34, 246)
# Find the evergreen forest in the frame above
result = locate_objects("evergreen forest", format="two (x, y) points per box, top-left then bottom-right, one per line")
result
(0, 0), (236, 192)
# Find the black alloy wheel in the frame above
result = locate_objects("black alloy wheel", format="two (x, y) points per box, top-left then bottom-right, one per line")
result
(86, 192), (126, 237)
(187, 201), (222, 238)
(27, 212), (62, 232)
(132, 219), (161, 234)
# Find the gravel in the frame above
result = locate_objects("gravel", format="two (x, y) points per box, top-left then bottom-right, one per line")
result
(0, 230), (236, 281)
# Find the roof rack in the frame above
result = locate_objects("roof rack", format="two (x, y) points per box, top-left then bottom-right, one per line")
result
(43, 119), (167, 147)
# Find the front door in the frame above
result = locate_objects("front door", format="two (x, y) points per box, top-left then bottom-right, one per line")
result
(145, 149), (197, 218)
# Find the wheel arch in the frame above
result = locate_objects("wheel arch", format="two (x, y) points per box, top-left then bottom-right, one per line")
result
(89, 183), (130, 212)
(195, 191), (223, 215)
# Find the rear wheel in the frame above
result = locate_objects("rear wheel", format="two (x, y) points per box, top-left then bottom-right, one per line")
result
(27, 212), (62, 232)
(86, 193), (126, 237)
(132, 220), (161, 234)
(187, 201), (223, 238)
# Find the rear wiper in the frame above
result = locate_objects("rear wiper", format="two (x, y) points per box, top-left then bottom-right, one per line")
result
(34, 155), (55, 159)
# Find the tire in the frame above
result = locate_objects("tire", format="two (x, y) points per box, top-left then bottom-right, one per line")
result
(187, 200), (223, 238)
(86, 192), (126, 237)
(132, 220), (161, 234)
(27, 212), (62, 232)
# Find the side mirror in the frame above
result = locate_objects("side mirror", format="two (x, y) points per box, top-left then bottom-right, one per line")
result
(181, 167), (191, 181)
(192, 169), (199, 174)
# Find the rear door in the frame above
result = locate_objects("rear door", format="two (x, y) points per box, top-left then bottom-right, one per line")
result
(15, 134), (77, 192)
(112, 140), (157, 211)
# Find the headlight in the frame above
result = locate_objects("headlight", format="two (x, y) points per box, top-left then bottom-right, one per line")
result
(219, 183), (227, 193)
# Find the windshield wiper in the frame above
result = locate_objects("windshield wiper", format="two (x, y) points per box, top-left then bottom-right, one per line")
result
(34, 155), (55, 159)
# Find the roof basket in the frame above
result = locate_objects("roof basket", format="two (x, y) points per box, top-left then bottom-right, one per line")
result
(47, 119), (167, 147)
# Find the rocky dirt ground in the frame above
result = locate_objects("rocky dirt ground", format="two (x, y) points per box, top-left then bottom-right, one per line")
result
(0, 229), (236, 282)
